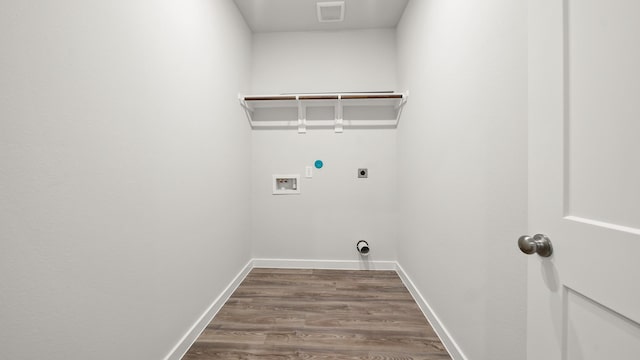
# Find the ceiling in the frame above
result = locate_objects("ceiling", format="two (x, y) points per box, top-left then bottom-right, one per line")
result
(233, 0), (410, 33)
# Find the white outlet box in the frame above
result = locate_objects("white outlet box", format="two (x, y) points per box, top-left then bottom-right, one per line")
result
(273, 174), (300, 195)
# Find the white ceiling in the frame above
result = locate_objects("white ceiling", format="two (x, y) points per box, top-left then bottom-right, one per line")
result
(233, 0), (410, 33)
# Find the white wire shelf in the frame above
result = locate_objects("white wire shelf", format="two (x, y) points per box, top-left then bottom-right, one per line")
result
(239, 91), (408, 133)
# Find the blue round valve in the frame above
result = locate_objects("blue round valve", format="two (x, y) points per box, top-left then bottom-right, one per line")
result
(314, 160), (324, 169)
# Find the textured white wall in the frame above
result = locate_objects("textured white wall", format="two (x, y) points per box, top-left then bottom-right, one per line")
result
(0, 1), (252, 359)
(251, 29), (398, 94)
(396, 1), (527, 359)
(251, 130), (397, 263)
(250, 29), (398, 263)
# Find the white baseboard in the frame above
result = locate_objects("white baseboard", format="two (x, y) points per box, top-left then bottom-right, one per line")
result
(395, 262), (467, 360)
(163, 259), (254, 360)
(252, 258), (397, 271)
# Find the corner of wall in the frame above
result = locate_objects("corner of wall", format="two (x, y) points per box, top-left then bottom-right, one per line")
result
(163, 260), (254, 360)
(395, 262), (468, 360)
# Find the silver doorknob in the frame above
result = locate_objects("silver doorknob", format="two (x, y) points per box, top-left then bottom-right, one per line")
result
(518, 234), (553, 257)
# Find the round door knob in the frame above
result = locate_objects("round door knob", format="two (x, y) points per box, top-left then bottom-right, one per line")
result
(518, 234), (553, 257)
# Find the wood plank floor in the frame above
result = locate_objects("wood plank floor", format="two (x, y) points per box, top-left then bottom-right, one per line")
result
(183, 268), (451, 360)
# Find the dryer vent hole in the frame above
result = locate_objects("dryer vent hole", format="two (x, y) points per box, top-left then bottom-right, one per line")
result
(357, 240), (370, 255)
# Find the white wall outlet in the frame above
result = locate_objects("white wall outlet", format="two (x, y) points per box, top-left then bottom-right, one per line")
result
(305, 166), (313, 178)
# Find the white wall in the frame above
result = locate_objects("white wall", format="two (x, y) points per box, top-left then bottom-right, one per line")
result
(251, 130), (397, 264)
(0, 1), (251, 359)
(396, 1), (527, 359)
(250, 29), (398, 264)
(251, 29), (397, 94)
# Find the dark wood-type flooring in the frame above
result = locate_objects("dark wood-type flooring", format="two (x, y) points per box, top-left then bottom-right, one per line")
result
(183, 268), (451, 360)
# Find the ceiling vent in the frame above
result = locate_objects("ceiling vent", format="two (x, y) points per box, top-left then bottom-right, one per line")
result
(317, 1), (345, 23)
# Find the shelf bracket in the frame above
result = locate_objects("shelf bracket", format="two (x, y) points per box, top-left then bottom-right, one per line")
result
(335, 95), (343, 133)
(297, 96), (306, 134)
(394, 91), (409, 127)
(238, 93), (255, 128)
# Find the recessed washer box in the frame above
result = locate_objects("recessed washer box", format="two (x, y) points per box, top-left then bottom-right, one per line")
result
(273, 174), (300, 195)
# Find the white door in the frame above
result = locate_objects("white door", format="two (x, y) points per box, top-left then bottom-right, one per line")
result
(527, 0), (640, 359)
